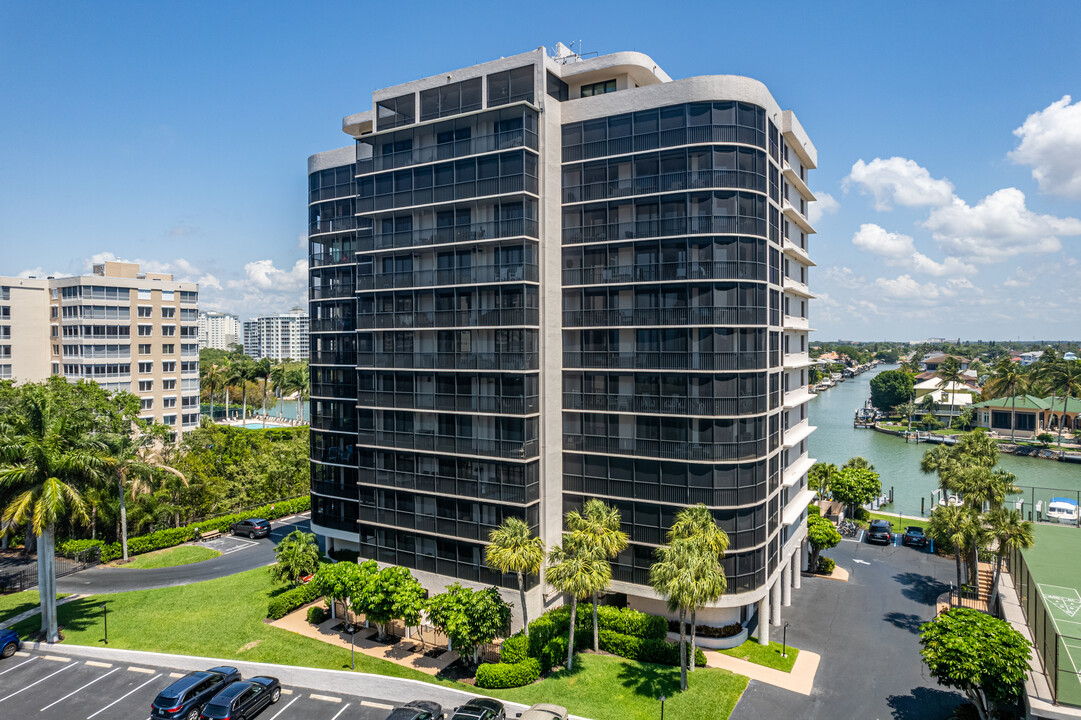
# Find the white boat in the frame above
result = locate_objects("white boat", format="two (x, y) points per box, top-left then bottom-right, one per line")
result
(938, 494), (964, 507)
(1047, 498), (1080, 524)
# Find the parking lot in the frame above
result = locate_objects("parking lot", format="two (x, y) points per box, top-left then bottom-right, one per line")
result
(0, 650), (410, 720)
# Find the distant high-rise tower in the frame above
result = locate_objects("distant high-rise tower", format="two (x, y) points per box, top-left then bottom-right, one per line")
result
(243, 307), (309, 362)
(197, 311), (241, 351)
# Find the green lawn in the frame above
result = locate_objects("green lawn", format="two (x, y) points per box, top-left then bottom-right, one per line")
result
(859, 511), (928, 533)
(717, 637), (798, 673)
(485, 653), (748, 720)
(113, 545), (221, 569)
(0, 590), (70, 625)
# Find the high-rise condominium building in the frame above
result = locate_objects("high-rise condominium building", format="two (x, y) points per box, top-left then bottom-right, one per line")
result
(198, 311), (241, 350)
(307, 45), (817, 639)
(243, 307), (309, 362)
(0, 261), (201, 431)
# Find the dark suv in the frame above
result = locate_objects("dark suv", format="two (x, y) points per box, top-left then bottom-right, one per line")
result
(449, 699), (506, 720)
(866, 519), (894, 545)
(902, 526), (927, 548)
(386, 700), (444, 720)
(229, 518), (270, 539)
(150, 666), (241, 720)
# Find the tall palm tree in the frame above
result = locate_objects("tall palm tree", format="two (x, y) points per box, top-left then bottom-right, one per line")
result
(1034, 349), (1061, 436)
(565, 499), (629, 651)
(667, 504), (728, 671)
(935, 356), (965, 428)
(927, 505), (976, 599)
(988, 358), (1023, 443)
(201, 363), (226, 423)
(986, 508), (1034, 592)
(485, 517), (545, 636)
(270, 529), (321, 587)
(254, 358), (273, 425)
(286, 366), (310, 423)
(1045, 359), (1081, 449)
(843, 455), (875, 472)
(650, 539), (715, 691)
(545, 535), (610, 671)
(895, 401), (916, 432)
(269, 362), (290, 417)
(808, 462), (838, 498)
(229, 355), (256, 421)
(0, 389), (104, 642)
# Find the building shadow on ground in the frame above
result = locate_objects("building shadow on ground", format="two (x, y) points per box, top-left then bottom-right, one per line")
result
(893, 571), (949, 605)
(886, 686), (965, 719)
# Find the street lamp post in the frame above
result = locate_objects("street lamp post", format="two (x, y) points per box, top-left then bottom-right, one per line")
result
(781, 622), (790, 658)
(100, 603), (108, 645)
(658, 696), (665, 720)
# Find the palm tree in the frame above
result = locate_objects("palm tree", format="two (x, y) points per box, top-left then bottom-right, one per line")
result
(286, 366), (310, 423)
(1045, 359), (1081, 450)
(269, 362), (290, 417)
(843, 456), (875, 472)
(231, 355), (256, 421)
(201, 363), (226, 423)
(545, 535), (610, 671)
(0, 389), (104, 642)
(988, 358), (1023, 443)
(986, 508), (1034, 591)
(565, 499), (628, 651)
(808, 462), (838, 498)
(895, 401), (916, 432)
(270, 529), (320, 587)
(485, 517), (545, 636)
(650, 539), (714, 691)
(254, 358), (273, 425)
(1034, 349), (1061, 437)
(667, 504), (728, 672)
(935, 356), (964, 428)
(927, 505), (976, 600)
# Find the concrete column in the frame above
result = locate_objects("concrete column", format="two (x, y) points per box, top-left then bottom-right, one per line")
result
(771, 578), (782, 627)
(757, 595), (770, 645)
(793, 547), (803, 590)
(782, 562), (793, 607)
(800, 539), (809, 572)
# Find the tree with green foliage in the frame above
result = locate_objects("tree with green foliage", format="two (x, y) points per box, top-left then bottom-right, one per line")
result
(842, 456), (876, 473)
(649, 539), (718, 691)
(920, 608), (1030, 720)
(807, 512), (841, 571)
(565, 499), (629, 652)
(870, 368), (914, 412)
(354, 565), (427, 641)
(829, 465), (881, 516)
(935, 356), (965, 428)
(955, 405), (976, 431)
(1045, 359), (1081, 449)
(927, 505), (977, 596)
(667, 504), (728, 673)
(985, 508), (1034, 591)
(254, 357), (273, 420)
(426, 583), (511, 666)
(485, 517), (544, 636)
(987, 358), (1024, 443)
(895, 401), (917, 432)
(270, 529), (320, 587)
(545, 534), (611, 671)
(808, 462), (838, 497)
(312, 560), (373, 625)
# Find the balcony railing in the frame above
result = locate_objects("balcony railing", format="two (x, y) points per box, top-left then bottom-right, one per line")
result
(563, 307), (765, 328)
(357, 129), (539, 174)
(564, 169), (765, 203)
(364, 470), (538, 504)
(358, 263), (539, 290)
(311, 513), (358, 532)
(312, 481), (357, 501)
(359, 391), (538, 415)
(563, 350), (767, 371)
(358, 219), (539, 252)
(309, 216), (358, 235)
(310, 317), (356, 332)
(311, 284), (357, 300)
(311, 351), (356, 365)
(357, 352), (537, 371)
(357, 308), (539, 330)
(563, 393), (766, 416)
(563, 216), (766, 244)
(561, 260), (766, 286)
(358, 175), (538, 213)
(357, 430), (539, 460)
(311, 250), (358, 267)
(562, 124), (765, 162)
(563, 434), (767, 461)
(310, 382), (358, 399)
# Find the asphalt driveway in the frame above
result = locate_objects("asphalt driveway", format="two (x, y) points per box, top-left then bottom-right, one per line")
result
(56, 513), (311, 594)
(732, 534), (967, 720)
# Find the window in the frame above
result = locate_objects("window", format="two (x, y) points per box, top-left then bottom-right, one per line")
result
(138, 380), (153, 392)
(376, 93), (415, 130)
(487, 66), (534, 107)
(161, 325), (176, 337)
(0, 307), (8, 319)
(0, 287), (8, 301)
(179, 291), (198, 304)
(138, 324), (153, 337)
(138, 343), (151, 355)
(161, 290), (174, 301)
(138, 289), (151, 300)
(138, 306), (153, 318)
(50, 326), (58, 337)
(163, 378), (176, 390)
(163, 396), (177, 408)
(580, 79), (617, 97)
(0, 346), (10, 359)
(51, 306), (58, 318)
(138, 361), (153, 374)
(546, 71), (568, 101)
(162, 360), (176, 373)
(140, 398), (153, 410)
(163, 414), (177, 426)
(161, 306), (175, 318)
(0, 365), (10, 379)
(182, 412), (199, 426)
(162, 343), (175, 354)
(419, 77), (482, 121)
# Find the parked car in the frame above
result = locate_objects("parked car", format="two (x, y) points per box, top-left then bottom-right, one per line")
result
(386, 700), (445, 720)
(0, 628), (20, 659)
(866, 519), (894, 545)
(450, 699), (506, 720)
(150, 666), (241, 720)
(517, 704), (568, 720)
(229, 518), (271, 539)
(199, 676), (280, 720)
(902, 526), (927, 548)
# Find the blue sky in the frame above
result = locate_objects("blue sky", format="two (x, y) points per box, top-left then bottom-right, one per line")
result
(2, 1), (1079, 340)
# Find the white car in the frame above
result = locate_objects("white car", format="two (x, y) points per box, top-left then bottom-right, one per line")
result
(517, 704), (568, 720)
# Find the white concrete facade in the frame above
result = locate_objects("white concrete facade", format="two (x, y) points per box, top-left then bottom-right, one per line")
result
(197, 311), (241, 351)
(243, 307), (309, 362)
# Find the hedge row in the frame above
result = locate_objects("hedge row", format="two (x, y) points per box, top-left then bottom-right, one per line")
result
(57, 496), (311, 563)
(598, 629), (707, 667)
(267, 581), (322, 620)
(475, 657), (541, 689)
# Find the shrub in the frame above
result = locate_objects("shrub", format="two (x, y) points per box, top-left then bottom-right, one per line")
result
(817, 556), (836, 574)
(540, 635), (569, 673)
(267, 581), (322, 620)
(592, 605), (667, 640)
(475, 658), (542, 689)
(500, 633), (528, 664)
(57, 538), (105, 558)
(598, 630), (705, 667)
(666, 620), (743, 639)
(306, 605), (327, 625)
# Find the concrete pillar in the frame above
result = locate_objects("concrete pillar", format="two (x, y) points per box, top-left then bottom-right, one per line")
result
(793, 548), (802, 590)
(782, 562), (793, 607)
(757, 595), (770, 645)
(771, 578), (782, 627)
(800, 539), (809, 572)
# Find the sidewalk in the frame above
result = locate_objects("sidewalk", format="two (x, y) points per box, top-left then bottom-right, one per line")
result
(703, 646), (821, 696)
(0, 594), (88, 630)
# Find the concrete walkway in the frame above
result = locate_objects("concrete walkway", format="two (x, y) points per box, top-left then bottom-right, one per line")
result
(704, 647), (821, 696)
(0, 594), (88, 630)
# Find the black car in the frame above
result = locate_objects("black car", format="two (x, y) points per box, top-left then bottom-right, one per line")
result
(386, 700), (445, 720)
(902, 526), (927, 548)
(866, 519), (894, 545)
(150, 666), (241, 720)
(199, 676), (280, 720)
(230, 518), (270, 539)
(450, 699), (506, 720)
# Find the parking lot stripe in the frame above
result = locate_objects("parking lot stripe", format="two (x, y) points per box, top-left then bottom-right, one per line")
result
(330, 703), (352, 720)
(310, 693), (342, 703)
(0, 661), (76, 704)
(266, 696), (298, 720)
(84, 661), (112, 668)
(40, 667), (120, 711)
(14, 651), (30, 657)
(361, 700), (395, 710)
(168, 672), (185, 678)
(0, 656), (35, 677)
(280, 689), (293, 695)
(42, 654), (71, 662)
(86, 673), (161, 719)
(127, 666), (156, 674)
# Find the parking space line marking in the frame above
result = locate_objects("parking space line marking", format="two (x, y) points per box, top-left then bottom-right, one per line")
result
(128, 666), (155, 674)
(266, 696), (298, 720)
(42, 654), (71, 662)
(86, 673), (161, 719)
(361, 701), (395, 710)
(331, 703), (352, 720)
(310, 693), (342, 702)
(40, 667), (120, 711)
(0, 661), (76, 704)
(85, 661), (112, 668)
(280, 689), (293, 695)
(14, 651), (30, 657)
(169, 672), (185, 678)
(0, 656), (35, 676)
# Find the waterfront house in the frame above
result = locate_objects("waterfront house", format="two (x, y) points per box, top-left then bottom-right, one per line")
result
(972, 395), (1081, 438)
(1020, 351), (1044, 366)
(919, 353), (970, 372)
(914, 379), (978, 423)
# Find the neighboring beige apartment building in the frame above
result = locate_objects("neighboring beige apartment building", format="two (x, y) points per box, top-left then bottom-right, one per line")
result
(0, 261), (201, 432)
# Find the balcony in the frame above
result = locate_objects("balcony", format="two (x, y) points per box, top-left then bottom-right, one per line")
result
(357, 351), (538, 372)
(563, 169), (765, 204)
(783, 276), (814, 298)
(310, 317), (356, 333)
(363, 469), (538, 504)
(782, 420), (816, 449)
(563, 434), (767, 462)
(782, 199), (815, 235)
(310, 284), (356, 300)
(563, 216), (766, 245)
(308, 216), (358, 236)
(783, 452), (816, 488)
(357, 307), (539, 330)
(358, 219), (539, 252)
(357, 263), (538, 291)
(783, 314), (810, 331)
(782, 238), (815, 267)
(782, 161), (816, 202)
(562, 260), (766, 286)
(782, 387), (816, 409)
(782, 352), (813, 370)
(358, 174), (539, 213)
(359, 391), (538, 415)
(563, 392), (767, 417)
(563, 350), (766, 371)
(312, 481), (357, 501)
(562, 124), (764, 163)
(311, 351), (356, 365)
(563, 306), (765, 328)
(311, 249), (357, 268)
(357, 430), (539, 460)
(781, 488), (817, 526)
(356, 128), (538, 174)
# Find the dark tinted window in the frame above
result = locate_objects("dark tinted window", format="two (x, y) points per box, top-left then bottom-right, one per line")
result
(546, 72), (568, 101)
(206, 705), (229, 715)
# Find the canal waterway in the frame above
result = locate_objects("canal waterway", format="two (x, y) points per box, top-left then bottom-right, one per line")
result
(807, 364), (1081, 518)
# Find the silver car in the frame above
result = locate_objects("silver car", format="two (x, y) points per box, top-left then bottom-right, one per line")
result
(517, 704), (568, 720)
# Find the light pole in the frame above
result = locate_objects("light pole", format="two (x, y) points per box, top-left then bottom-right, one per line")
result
(100, 603), (108, 645)
(781, 622), (790, 658)
(658, 696), (665, 720)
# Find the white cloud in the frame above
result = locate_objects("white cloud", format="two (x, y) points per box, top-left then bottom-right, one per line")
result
(197, 273), (223, 290)
(236, 258), (308, 291)
(1002, 268), (1035, 288)
(818, 266), (866, 290)
(873, 274), (977, 304)
(16, 267), (71, 279)
(923, 188), (1081, 263)
(843, 157), (955, 211)
(807, 192), (840, 225)
(851, 223), (976, 277)
(1009, 95), (1081, 199)
(297, 233), (308, 249)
